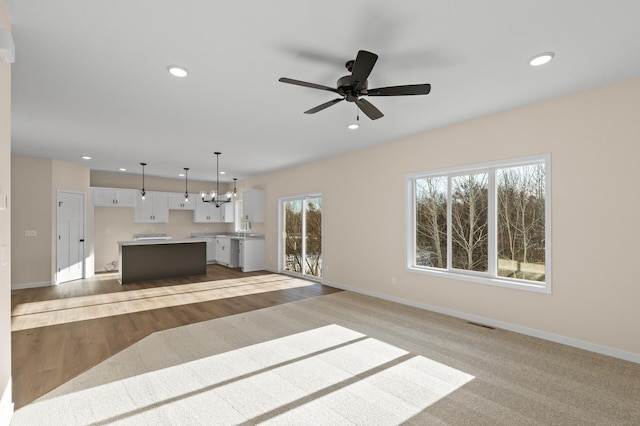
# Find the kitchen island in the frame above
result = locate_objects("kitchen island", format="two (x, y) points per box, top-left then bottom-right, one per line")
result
(118, 238), (207, 284)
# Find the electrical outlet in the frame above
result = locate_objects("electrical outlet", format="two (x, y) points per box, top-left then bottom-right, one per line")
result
(391, 277), (397, 285)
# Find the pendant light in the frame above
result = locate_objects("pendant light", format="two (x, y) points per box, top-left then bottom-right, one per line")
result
(232, 178), (238, 197)
(140, 162), (147, 200)
(201, 152), (232, 208)
(183, 167), (190, 203)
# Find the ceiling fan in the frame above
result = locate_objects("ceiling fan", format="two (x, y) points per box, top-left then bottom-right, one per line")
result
(279, 50), (431, 120)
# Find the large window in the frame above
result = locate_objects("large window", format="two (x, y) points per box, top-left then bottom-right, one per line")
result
(407, 154), (551, 293)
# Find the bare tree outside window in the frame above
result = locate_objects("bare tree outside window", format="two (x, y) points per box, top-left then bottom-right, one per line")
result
(415, 176), (447, 268)
(284, 200), (302, 273)
(283, 197), (322, 278)
(409, 155), (549, 290)
(304, 198), (322, 277)
(497, 163), (545, 281)
(451, 174), (488, 272)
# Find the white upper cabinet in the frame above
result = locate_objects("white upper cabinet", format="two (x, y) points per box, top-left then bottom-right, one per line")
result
(221, 200), (235, 223)
(168, 193), (196, 211)
(134, 191), (169, 223)
(92, 188), (137, 207)
(242, 189), (264, 222)
(193, 198), (222, 223)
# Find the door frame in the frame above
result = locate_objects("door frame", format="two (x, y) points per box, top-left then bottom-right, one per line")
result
(56, 190), (86, 284)
(278, 193), (323, 281)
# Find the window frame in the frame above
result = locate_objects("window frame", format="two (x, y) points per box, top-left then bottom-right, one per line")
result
(405, 154), (552, 294)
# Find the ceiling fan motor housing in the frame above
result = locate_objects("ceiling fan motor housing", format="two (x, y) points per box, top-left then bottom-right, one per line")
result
(337, 75), (367, 101)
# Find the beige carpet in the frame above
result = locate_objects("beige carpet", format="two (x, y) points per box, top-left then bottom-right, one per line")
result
(11, 292), (640, 425)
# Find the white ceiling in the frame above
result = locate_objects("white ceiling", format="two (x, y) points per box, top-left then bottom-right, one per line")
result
(6, 1), (640, 183)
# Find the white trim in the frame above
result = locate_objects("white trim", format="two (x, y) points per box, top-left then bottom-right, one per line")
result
(277, 193), (323, 278)
(322, 279), (640, 364)
(11, 281), (52, 290)
(405, 153), (551, 294)
(0, 378), (14, 426)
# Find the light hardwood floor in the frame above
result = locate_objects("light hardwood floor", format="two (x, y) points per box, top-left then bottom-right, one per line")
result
(11, 265), (341, 409)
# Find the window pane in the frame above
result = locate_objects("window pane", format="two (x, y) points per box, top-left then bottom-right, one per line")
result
(304, 197), (322, 277)
(283, 200), (302, 273)
(497, 163), (546, 282)
(451, 173), (488, 272)
(415, 177), (448, 268)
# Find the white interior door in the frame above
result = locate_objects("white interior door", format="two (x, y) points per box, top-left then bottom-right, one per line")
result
(57, 191), (85, 284)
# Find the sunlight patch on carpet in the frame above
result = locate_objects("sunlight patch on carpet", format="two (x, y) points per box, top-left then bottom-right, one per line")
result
(12, 324), (474, 425)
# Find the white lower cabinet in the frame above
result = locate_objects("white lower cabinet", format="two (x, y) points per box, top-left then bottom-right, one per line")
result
(240, 238), (264, 272)
(205, 238), (217, 263)
(216, 237), (239, 268)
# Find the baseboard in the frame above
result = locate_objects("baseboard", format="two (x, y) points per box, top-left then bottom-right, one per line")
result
(11, 281), (52, 290)
(323, 279), (640, 364)
(0, 378), (13, 426)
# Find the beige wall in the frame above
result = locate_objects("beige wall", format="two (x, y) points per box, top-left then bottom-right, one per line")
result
(242, 76), (640, 359)
(0, 0), (12, 421)
(91, 171), (235, 272)
(11, 157), (53, 285)
(11, 157), (91, 287)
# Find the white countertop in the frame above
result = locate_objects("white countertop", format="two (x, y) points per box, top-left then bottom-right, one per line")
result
(191, 233), (265, 240)
(118, 238), (208, 246)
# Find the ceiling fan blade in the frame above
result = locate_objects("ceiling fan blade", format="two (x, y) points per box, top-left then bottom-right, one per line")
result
(304, 98), (344, 114)
(367, 84), (431, 96)
(355, 98), (384, 120)
(279, 77), (338, 93)
(350, 50), (378, 91)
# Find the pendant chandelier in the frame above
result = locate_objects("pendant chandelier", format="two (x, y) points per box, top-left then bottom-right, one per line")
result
(201, 152), (232, 208)
(183, 167), (190, 203)
(140, 162), (147, 200)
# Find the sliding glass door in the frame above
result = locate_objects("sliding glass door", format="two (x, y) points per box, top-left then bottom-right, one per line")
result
(281, 195), (322, 279)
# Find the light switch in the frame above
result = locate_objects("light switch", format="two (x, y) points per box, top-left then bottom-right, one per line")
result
(24, 230), (37, 237)
(0, 193), (7, 210)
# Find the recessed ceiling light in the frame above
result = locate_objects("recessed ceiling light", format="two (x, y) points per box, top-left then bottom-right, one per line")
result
(529, 52), (555, 67)
(167, 65), (188, 77)
(119, 168), (127, 172)
(348, 123), (359, 130)
(178, 173), (185, 177)
(81, 155), (92, 160)
(219, 171), (226, 175)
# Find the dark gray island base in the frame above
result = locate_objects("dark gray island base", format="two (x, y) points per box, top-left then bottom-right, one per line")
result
(118, 239), (207, 284)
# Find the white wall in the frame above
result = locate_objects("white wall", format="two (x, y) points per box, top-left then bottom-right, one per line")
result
(0, 1), (13, 422)
(241, 76), (640, 360)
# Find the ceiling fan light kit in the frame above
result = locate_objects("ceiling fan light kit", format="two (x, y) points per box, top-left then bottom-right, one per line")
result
(279, 50), (431, 120)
